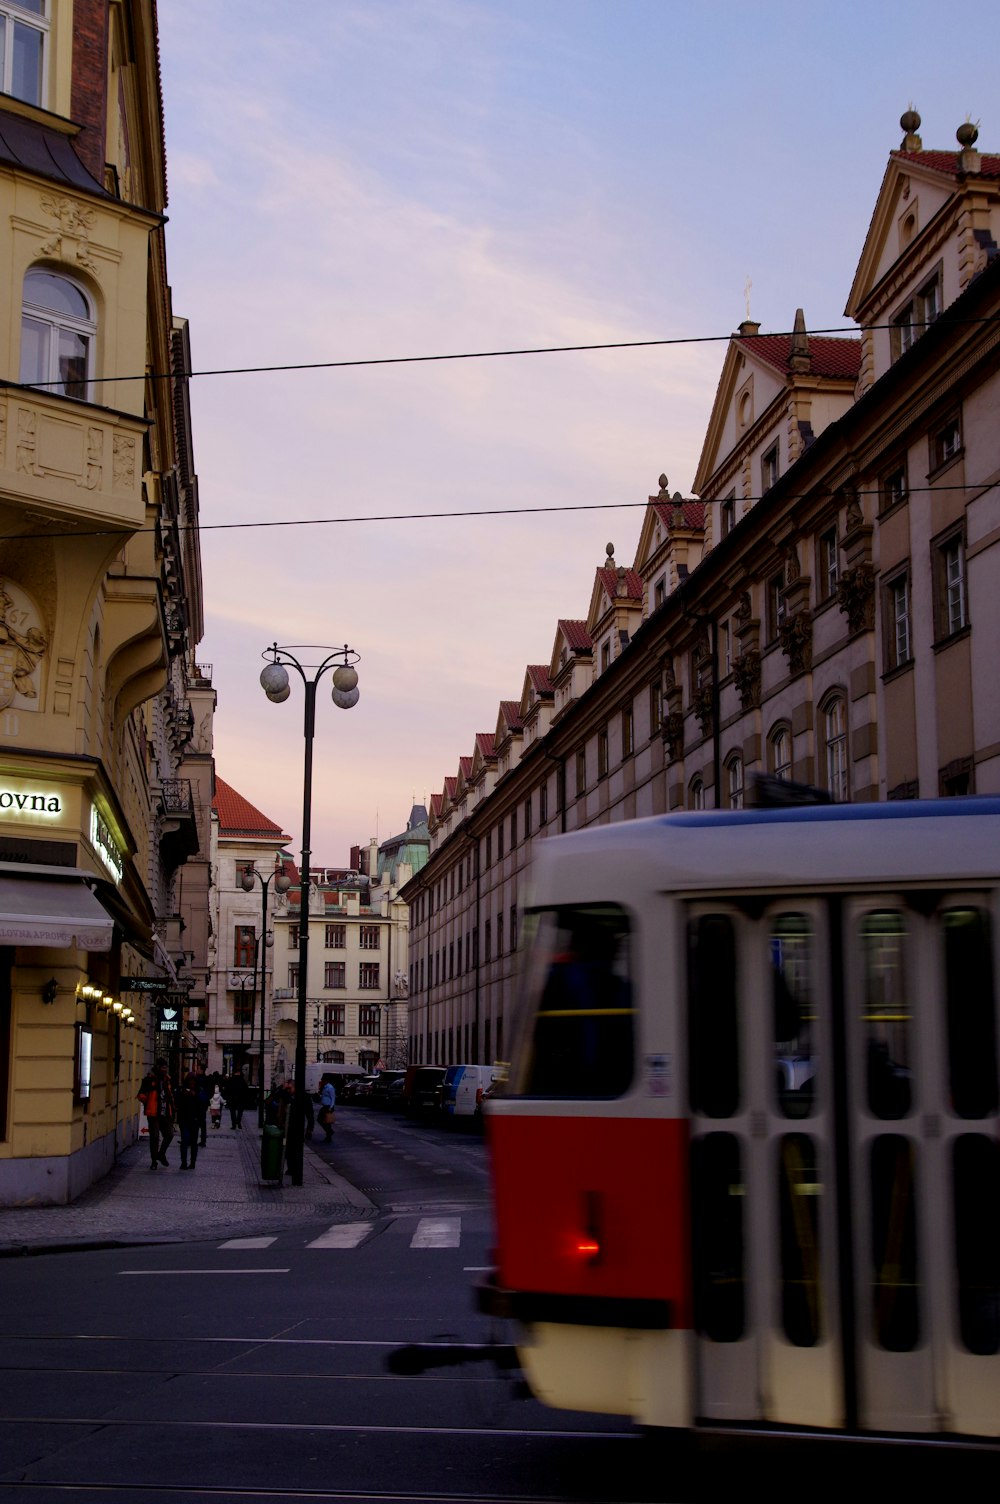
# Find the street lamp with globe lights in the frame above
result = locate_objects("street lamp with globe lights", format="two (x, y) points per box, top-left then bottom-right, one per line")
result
(240, 856), (292, 1127)
(259, 643), (360, 1184)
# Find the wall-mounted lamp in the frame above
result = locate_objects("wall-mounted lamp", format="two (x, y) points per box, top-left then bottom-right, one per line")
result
(42, 978), (58, 1005)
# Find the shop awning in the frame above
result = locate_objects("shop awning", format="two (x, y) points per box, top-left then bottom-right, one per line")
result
(0, 876), (115, 951)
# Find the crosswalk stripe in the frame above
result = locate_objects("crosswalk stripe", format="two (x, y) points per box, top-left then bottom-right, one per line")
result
(218, 1236), (277, 1249)
(306, 1222), (372, 1249)
(410, 1216), (461, 1248)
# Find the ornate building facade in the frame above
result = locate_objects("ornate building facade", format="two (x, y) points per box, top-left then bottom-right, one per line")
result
(402, 109), (1000, 1069)
(0, 1), (212, 1203)
(270, 807), (429, 1078)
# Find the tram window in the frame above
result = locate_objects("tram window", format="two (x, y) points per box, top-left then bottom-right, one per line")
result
(952, 1134), (1000, 1355)
(943, 908), (998, 1119)
(688, 914), (739, 1118)
(771, 915), (816, 1119)
(862, 912), (912, 1119)
(777, 1134), (823, 1347)
(870, 1135), (920, 1352)
(514, 905), (633, 1098)
(691, 1133), (745, 1342)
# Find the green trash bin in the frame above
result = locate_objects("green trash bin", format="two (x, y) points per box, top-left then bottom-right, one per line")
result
(261, 1123), (284, 1183)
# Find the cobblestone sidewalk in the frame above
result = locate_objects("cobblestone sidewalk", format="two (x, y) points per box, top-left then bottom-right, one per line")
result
(0, 1122), (375, 1256)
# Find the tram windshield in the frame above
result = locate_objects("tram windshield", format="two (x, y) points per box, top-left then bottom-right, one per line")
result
(510, 904), (633, 1098)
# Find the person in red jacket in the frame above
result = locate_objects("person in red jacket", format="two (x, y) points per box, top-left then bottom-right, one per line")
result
(137, 1060), (176, 1169)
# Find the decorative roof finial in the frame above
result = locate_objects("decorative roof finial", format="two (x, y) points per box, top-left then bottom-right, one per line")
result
(900, 106), (922, 152)
(657, 474), (669, 495)
(789, 307), (811, 373)
(605, 541), (616, 568)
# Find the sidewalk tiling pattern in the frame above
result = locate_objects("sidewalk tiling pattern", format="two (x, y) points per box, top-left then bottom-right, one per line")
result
(0, 1126), (375, 1255)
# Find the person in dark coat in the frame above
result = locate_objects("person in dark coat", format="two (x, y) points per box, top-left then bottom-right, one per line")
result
(223, 1071), (248, 1129)
(193, 1065), (211, 1147)
(177, 1072), (201, 1170)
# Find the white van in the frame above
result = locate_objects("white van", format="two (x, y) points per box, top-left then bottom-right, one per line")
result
(304, 1063), (366, 1098)
(443, 1063), (502, 1121)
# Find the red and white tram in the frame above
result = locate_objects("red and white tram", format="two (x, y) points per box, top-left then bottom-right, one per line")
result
(480, 799), (1000, 1439)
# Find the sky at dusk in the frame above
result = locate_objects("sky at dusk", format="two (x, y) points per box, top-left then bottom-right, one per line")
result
(156, 0), (1000, 863)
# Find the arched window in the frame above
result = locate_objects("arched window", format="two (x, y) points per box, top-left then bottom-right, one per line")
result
(20, 269), (94, 400)
(689, 776), (705, 811)
(726, 754), (744, 810)
(769, 723), (792, 781)
(823, 694), (849, 802)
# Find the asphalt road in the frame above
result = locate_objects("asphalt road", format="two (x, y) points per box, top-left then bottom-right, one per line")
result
(1, 1106), (988, 1502)
(0, 1104), (652, 1504)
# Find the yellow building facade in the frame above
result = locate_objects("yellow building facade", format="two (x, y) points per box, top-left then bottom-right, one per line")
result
(0, 1), (211, 1203)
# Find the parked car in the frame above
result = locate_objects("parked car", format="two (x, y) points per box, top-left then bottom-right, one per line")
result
(405, 1066), (446, 1120)
(368, 1070), (406, 1108)
(341, 1074), (378, 1103)
(386, 1075), (406, 1108)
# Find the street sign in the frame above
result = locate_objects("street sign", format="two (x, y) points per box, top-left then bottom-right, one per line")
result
(121, 977), (196, 993)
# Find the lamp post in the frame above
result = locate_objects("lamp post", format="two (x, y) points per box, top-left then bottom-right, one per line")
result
(236, 970), (255, 1059)
(259, 642), (360, 1185)
(241, 857), (291, 1127)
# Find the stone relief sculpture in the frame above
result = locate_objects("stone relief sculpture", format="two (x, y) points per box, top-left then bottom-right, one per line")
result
(113, 433), (136, 492)
(39, 196), (99, 276)
(16, 410), (35, 474)
(0, 580), (47, 710)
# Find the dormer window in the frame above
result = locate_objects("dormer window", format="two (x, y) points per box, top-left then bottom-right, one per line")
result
(654, 577), (666, 610)
(720, 495), (736, 538)
(0, 1), (47, 107)
(890, 270), (941, 361)
(601, 640), (611, 673)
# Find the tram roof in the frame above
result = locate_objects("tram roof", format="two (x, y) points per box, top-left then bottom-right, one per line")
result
(533, 798), (1000, 896)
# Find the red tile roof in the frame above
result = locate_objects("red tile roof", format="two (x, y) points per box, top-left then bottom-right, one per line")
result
(526, 664), (554, 695)
(430, 793), (443, 818)
(498, 700), (524, 731)
(213, 777), (289, 839)
(443, 777), (457, 798)
(651, 499), (706, 531)
(737, 333), (861, 379)
(458, 756), (473, 777)
(558, 619), (593, 651)
(891, 149), (1000, 180)
(597, 566), (643, 601)
(475, 732), (497, 759)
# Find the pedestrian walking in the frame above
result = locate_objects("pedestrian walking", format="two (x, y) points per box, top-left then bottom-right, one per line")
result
(137, 1059), (176, 1168)
(318, 1074), (336, 1142)
(284, 1080), (314, 1172)
(194, 1064), (211, 1147)
(177, 1072), (200, 1170)
(209, 1081), (223, 1129)
(224, 1070), (248, 1129)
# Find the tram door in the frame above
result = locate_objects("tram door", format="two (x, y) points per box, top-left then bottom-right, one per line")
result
(686, 892), (1000, 1435)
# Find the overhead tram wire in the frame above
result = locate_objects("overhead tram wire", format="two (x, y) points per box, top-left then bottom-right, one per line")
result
(3, 312), (997, 390)
(1, 478), (997, 543)
(2, 309), (996, 541)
